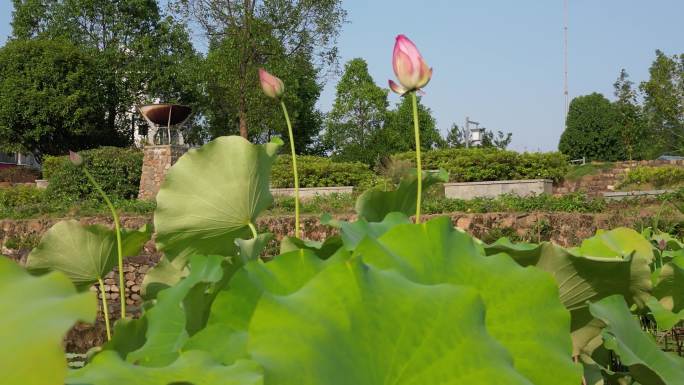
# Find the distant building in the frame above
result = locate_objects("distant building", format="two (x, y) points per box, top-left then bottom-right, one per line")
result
(0, 152), (40, 169)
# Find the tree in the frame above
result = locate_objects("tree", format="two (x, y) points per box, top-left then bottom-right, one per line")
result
(11, 0), (204, 144)
(382, 95), (445, 153)
(481, 129), (513, 150)
(613, 69), (646, 160)
(0, 39), (124, 158)
(204, 30), (322, 152)
(323, 58), (388, 163)
(173, 0), (346, 138)
(445, 124), (466, 148)
(558, 93), (625, 161)
(639, 50), (684, 155)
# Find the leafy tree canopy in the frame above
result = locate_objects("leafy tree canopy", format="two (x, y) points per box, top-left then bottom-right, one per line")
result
(382, 95), (445, 154)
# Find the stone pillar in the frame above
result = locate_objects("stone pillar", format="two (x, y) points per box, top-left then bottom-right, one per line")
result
(138, 145), (188, 200)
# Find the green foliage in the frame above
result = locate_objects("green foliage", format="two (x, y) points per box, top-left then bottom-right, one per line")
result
(620, 165), (684, 189)
(270, 155), (376, 188)
(11, 0), (204, 145)
(43, 147), (143, 202)
(323, 58), (389, 163)
(0, 38), (124, 157)
(26, 220), (151, 290)
(0, 256), (96, 385)
(393, 147), (569, 182)
(382, 94), (446, 153)
(154, 136), (281, 262)
(559, 93), (628, 161)
(423, 192), (605, 214)
(564, 162), (615, 181)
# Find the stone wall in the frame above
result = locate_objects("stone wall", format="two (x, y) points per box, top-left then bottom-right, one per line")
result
(554, 159), (684, 196)
(444, 179), (553, 199)
(138, 145), (188, 200)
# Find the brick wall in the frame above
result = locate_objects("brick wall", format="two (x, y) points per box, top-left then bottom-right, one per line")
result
(138, 145), (188, 200)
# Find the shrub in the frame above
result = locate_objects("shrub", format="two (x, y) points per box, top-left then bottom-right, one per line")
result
(619, 166), (684, 189)
(0, 185), (47, 217)
(422, 192), (605, 214)
(43, 147), (143, 202)
(271, 155), (376, 188)
(0, 166), (40, 183)
(392, 147), (569, 183)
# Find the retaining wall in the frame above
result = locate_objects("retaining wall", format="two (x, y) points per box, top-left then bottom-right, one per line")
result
(444, 179), (552, 199)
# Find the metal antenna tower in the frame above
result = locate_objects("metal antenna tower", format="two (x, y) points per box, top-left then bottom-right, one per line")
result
(563, 0), (569, 121)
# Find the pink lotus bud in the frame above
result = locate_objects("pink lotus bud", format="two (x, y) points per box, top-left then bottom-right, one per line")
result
(389, 34), (432, 94)
(259, 68), (285, 99)
(69, 150), (83, 166)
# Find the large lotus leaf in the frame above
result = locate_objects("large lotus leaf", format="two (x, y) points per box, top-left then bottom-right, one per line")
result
(186, 249), (331, 365)
(646, 296), (684, 331)
(141, 255), (189, 298)
(577, 228), (654, 264)
(154, 136), (281, 261)
(124, 255), (224, 366)
(589, 295), (684, 385)
(486, 238), (652, 353)
(248, 259), (533, 384)
(354, 169), (448, 222)
(355, 217), (581, 385)
(322, 211), (411, 250)
(652, 256), (684, 313)
(66, 350), (263, 385)
(0, 256), (96, 385)
(279, 235), (343, 259)
(26, 220), (152, 289)
(235, 233), (274, 263)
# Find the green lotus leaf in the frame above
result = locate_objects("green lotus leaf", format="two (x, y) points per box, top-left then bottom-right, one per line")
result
(577, 228), (654, 264)
(652, 255), (684, 313)
(322, 211), (411, 250)
(26, 220), (152, 290)
(354, 169), (448, 222)
(236, 233), (274, 263)
(646, 296), (684, 331)
(355, 217), (581, 385)
(154, 136), (281, 261)
(0, 256), (96, 385)
(279, 235), (343, 259)
(589, 295), (684, 385)
(66, 350), (263, 385)
(124, 255), (224, 366)
(141, 255), (189, 299)
(248, 259), (535, 384)
(486, 238), (652, 353)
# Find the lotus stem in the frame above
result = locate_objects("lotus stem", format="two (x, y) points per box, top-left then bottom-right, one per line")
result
(248, 222), (258, 239)
(98, 277), (112, 341)
(411, 91), (423, 223)
(280, 100), (301, 238)
(84, 168), (126, 318)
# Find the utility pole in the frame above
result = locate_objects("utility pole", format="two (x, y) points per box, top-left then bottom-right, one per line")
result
(563, 0), (569, 122)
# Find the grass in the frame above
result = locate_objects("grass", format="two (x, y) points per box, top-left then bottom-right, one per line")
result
(564, 162), (615, 181)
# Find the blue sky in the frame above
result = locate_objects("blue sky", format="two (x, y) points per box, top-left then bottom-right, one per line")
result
(1, 0), (683, 151)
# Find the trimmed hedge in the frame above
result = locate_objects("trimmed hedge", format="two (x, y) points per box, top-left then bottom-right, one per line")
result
(43, 147), (143, 202)
(392, 148), (569, 183)
(271, 155), (376, 189)
(619, 166), (684, 189)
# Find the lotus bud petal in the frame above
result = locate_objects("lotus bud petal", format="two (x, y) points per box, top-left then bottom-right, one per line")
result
(388, 80), (408, 95)
(391, 34), (432, 92)
(259, 68), (285, 99)
(69, 151), (83, 167)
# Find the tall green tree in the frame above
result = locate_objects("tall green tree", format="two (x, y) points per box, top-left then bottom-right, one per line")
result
(445, 123), (466, 148)
(173, 0), (346, 139)
(204, 31), (322, 152)
(639, 50), (684, 155)
(323, 58), (388, 163)
(0, 38), (123, 158)
(481, 129), (513, 150)
(383, 96), (445, 153)
(613, 69), (646, 160)
(11, 0), (203, 144)
(559, 93), (624, 161)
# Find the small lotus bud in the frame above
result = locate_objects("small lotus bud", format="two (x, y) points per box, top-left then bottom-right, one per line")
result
(69, 151), (83, 167)
(389, 34), (432, 94)
(259, 68), (285, 99)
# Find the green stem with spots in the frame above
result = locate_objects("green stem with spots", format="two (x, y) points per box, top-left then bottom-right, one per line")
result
(84, 168), (126, 318)
(411, 91), (423, 223)
(280, 100), (301, 238)
(98, 277), (112, 341)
